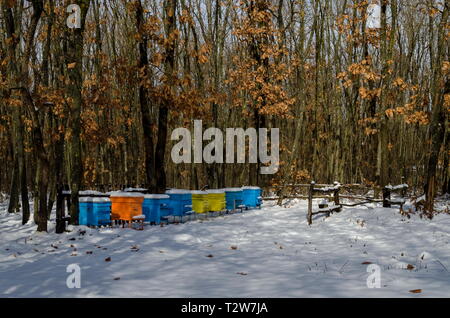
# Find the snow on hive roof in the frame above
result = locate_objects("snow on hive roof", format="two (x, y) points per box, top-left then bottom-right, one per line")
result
(242, 186), (261, 190)
(144, 194), (170, 199)
(79, 197), (110, 203)
(207, 189), (225, 194)
(191, 190), (208, 195)
(124, 188), (148, 192)
(166, 189), (192, 194)
(79, 190), (105, 196)
(222, 188), (243, 192)
(108, 191), (144, 197)
(63, 190), (105, 195)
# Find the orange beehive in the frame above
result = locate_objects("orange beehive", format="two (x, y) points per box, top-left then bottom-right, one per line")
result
(109, 192), (144, 221)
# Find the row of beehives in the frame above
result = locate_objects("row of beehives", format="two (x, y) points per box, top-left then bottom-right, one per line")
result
(78, 187), (262, 226)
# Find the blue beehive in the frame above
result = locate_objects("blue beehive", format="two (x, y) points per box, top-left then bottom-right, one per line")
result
(91, 198), (111, 226)
(242, 186), (262, 209)
(165, 189), (192, 217)
(142, 194), (170, 225)
(79, 197), (93, 226)
(160, 196), (173, 218)
(224, 188), (244, 210)
(79, 197), (111, 226)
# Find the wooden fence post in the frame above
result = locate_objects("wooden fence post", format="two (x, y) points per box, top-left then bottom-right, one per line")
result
(333, 182), (341, 211)
(64, 184), (71, 212)
(307, 181), (314, 225)
(55, 185), (65, 234)
(401, 177), (407, 197)
(382, 187), (391, 208)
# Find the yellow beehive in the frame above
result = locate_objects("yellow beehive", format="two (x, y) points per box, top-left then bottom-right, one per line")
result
(191, 191), (209, 213)
(206, 190), (226, 212)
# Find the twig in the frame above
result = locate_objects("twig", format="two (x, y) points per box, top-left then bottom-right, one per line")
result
(339, 260), (349, 274)
(435, 260), (449, 272)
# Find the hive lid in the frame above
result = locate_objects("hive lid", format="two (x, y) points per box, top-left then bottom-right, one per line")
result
(91, 197), (111, 203)
(191, 190), (208, 194)
(109, 191), (144, 198)
(166, 189), (192, 194)
(207, 189), (225, 194)
(144, 194), (170, 199)
(79, 190), (105, 196)
(124, 187), (148, 192)
(79, 197), (110, 203)
(242, 186), (261, 190)
(222, 188), (243, 192)
(63, 190), (105, 195)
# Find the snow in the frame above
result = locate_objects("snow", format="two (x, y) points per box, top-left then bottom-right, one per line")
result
(242, 186), (261, 190)
(166, 189), (191, 194)
(0, 198), (449, 298)
(385, 184), (409, 191)
(123, 188), (148, 192)
(206, 190), (225, 194)
(144, 194), (170, 199)
(79, 190), (106, 196)
(108, 192), (144, 198)
(79, 197), (111, 203)
(389, 198), (406, 204)
(314, 185), (341, 192)
(222, 188), (243, 192)
(63, 190), (106, 196)
(313, 203), (342, 214)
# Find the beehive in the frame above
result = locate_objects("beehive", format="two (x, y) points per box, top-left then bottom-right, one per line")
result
(109, 192), (144, 221)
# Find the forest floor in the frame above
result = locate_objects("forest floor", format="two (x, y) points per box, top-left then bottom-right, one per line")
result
(0, 197), (449, 298)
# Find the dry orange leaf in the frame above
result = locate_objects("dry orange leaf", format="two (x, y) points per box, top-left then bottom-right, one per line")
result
(409, 289), (422, 294)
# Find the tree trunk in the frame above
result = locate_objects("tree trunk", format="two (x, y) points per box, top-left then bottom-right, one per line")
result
(2, 1), (31, 223)
(155, 0), (177, 193)
(135, 0), (156, 191)
(7, 159), (20, 213)
(424, 2), (448, 212)
(65, 0), (90, 224)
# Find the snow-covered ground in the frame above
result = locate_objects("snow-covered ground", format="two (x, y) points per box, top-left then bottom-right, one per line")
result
(0, 198), (449, 298)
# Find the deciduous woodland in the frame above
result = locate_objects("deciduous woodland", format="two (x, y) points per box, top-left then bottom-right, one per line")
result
(0, 0), (448, 232)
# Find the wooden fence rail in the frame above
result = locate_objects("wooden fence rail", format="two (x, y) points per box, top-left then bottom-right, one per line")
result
(307, 182), (342, 225)
(264, 181), (409, 225)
